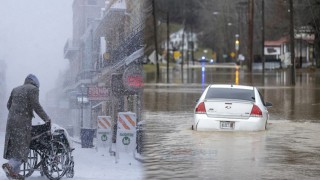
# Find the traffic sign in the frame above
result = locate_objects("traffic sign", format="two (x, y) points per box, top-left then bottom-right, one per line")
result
(116, 130), (136, 153)
(97, 129), (111, 148)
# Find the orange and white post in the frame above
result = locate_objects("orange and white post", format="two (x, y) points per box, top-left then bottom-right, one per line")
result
(116, 112), (137, 162)
(97, 116), (112, 150)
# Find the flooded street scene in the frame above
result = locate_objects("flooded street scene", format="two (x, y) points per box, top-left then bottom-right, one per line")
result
(143, 68), (320, 179)
(141, 0), (320, 178)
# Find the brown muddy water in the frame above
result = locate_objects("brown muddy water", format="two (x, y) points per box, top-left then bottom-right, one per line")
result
(142, 68), (320, 179)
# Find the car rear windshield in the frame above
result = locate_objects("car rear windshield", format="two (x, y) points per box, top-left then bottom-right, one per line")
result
(205, 88), (255, 101)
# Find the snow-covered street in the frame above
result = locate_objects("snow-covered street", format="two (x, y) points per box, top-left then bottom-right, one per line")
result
(0, 132), (143, 180)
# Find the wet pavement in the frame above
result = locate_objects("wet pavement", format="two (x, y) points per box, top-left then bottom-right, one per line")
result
(142, 66), (320, 179)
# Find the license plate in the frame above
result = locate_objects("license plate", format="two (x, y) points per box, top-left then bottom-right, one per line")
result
(220, 121), (234, 129)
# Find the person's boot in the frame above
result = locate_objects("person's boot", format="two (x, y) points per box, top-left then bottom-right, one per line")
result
(2, 163), (24, 180)
(2, 163), (15, 179)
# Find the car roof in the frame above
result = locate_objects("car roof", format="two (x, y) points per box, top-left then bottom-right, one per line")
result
(208, 84), (255, 90)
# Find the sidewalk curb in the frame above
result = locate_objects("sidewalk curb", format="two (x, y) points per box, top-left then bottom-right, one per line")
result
(133, 150), (144, 163)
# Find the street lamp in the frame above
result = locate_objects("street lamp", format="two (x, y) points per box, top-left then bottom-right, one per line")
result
(77, 84), (88, 128)
(212, 11), (219, 15)
(235, 34), (240, 63)
(212, 11), (234, 27)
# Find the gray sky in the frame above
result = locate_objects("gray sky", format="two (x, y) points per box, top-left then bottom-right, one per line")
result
(0, 0), (73, 100)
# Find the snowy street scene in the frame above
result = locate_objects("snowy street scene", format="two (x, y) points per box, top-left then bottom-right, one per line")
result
(1, 0), (144, 179)
(0, 129), (143, 180)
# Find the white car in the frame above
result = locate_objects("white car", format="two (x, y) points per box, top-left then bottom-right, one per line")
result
(193, 84), (272, 131)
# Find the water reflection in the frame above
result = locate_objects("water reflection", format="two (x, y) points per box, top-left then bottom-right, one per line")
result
(235, 66), (239, 85)
(201, 64), (205, 90)
(145, 66), (319, 87)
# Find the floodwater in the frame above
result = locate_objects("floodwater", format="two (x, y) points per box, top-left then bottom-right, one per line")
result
(142, 67), (320, 179)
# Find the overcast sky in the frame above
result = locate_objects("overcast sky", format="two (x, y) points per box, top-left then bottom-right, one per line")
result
(0, 0), (73, 100)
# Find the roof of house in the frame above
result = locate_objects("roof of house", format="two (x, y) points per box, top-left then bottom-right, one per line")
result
(265, 37), (289, 46)
(265, 33), (315, 46)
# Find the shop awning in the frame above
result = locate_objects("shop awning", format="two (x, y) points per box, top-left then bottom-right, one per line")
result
(125, 47), (144, 65)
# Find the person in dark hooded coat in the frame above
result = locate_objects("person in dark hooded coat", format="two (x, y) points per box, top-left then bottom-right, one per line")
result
(2, 74), (51, 179)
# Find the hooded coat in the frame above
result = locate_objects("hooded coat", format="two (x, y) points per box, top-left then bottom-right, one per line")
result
(3, 74), (51, 162)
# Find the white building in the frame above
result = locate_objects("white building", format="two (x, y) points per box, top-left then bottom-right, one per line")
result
(164, 29), (198, 50)
(162, 28), (198, 62)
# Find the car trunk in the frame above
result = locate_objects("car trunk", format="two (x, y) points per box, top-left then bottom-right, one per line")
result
(204, 99), (253, 119)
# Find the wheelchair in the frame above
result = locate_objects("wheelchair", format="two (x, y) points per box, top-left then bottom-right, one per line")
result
(19, 123), (75, 180)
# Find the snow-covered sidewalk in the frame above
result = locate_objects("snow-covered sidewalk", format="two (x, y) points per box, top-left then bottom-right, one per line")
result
(0, 131), (143, 180)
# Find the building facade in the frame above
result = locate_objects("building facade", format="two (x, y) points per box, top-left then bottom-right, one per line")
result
(63, 0), (145, 143)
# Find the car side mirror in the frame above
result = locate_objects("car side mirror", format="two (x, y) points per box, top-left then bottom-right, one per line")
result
(265, 102), (272, 107)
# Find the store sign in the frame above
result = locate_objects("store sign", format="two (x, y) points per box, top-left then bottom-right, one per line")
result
(123, 65), (144, 93)
(126, 75), (143, 88)
(88, 86), (109, 101)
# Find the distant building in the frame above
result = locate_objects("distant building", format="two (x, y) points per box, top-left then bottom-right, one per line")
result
(264, 26), (315, 69)
(163, 29), (198, 52)
(264, 37), (289, 68)
(161, 29), (198, 63)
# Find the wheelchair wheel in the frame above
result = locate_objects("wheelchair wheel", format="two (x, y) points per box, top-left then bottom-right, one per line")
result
(65, 161), (74, 178)
(42, 140), (69, 180)
(65, 156), (74, 178)
(20, 149), (40, 177)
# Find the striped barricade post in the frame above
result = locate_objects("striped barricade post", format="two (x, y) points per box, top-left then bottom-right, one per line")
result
(116, 112), (136, 161)
(97, 116), (112, 150)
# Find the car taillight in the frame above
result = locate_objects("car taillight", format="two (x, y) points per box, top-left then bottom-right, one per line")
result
(195, 102), (206, 114)
(250, 104), (262, 117)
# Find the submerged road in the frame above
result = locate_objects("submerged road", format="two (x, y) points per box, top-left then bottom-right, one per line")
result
(142, 68), (320, 179)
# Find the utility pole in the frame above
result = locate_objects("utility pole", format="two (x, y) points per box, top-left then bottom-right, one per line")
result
(181, 26), (185, 83)
(299, 36), (302, 68)
(261, 0), (265, 75)
(191, 25), (195, 65)
(166, 11), (170, 83)
(152, 0), (160, 82)
(289, 0), (296, 85)
(248, 0), (254, 72)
